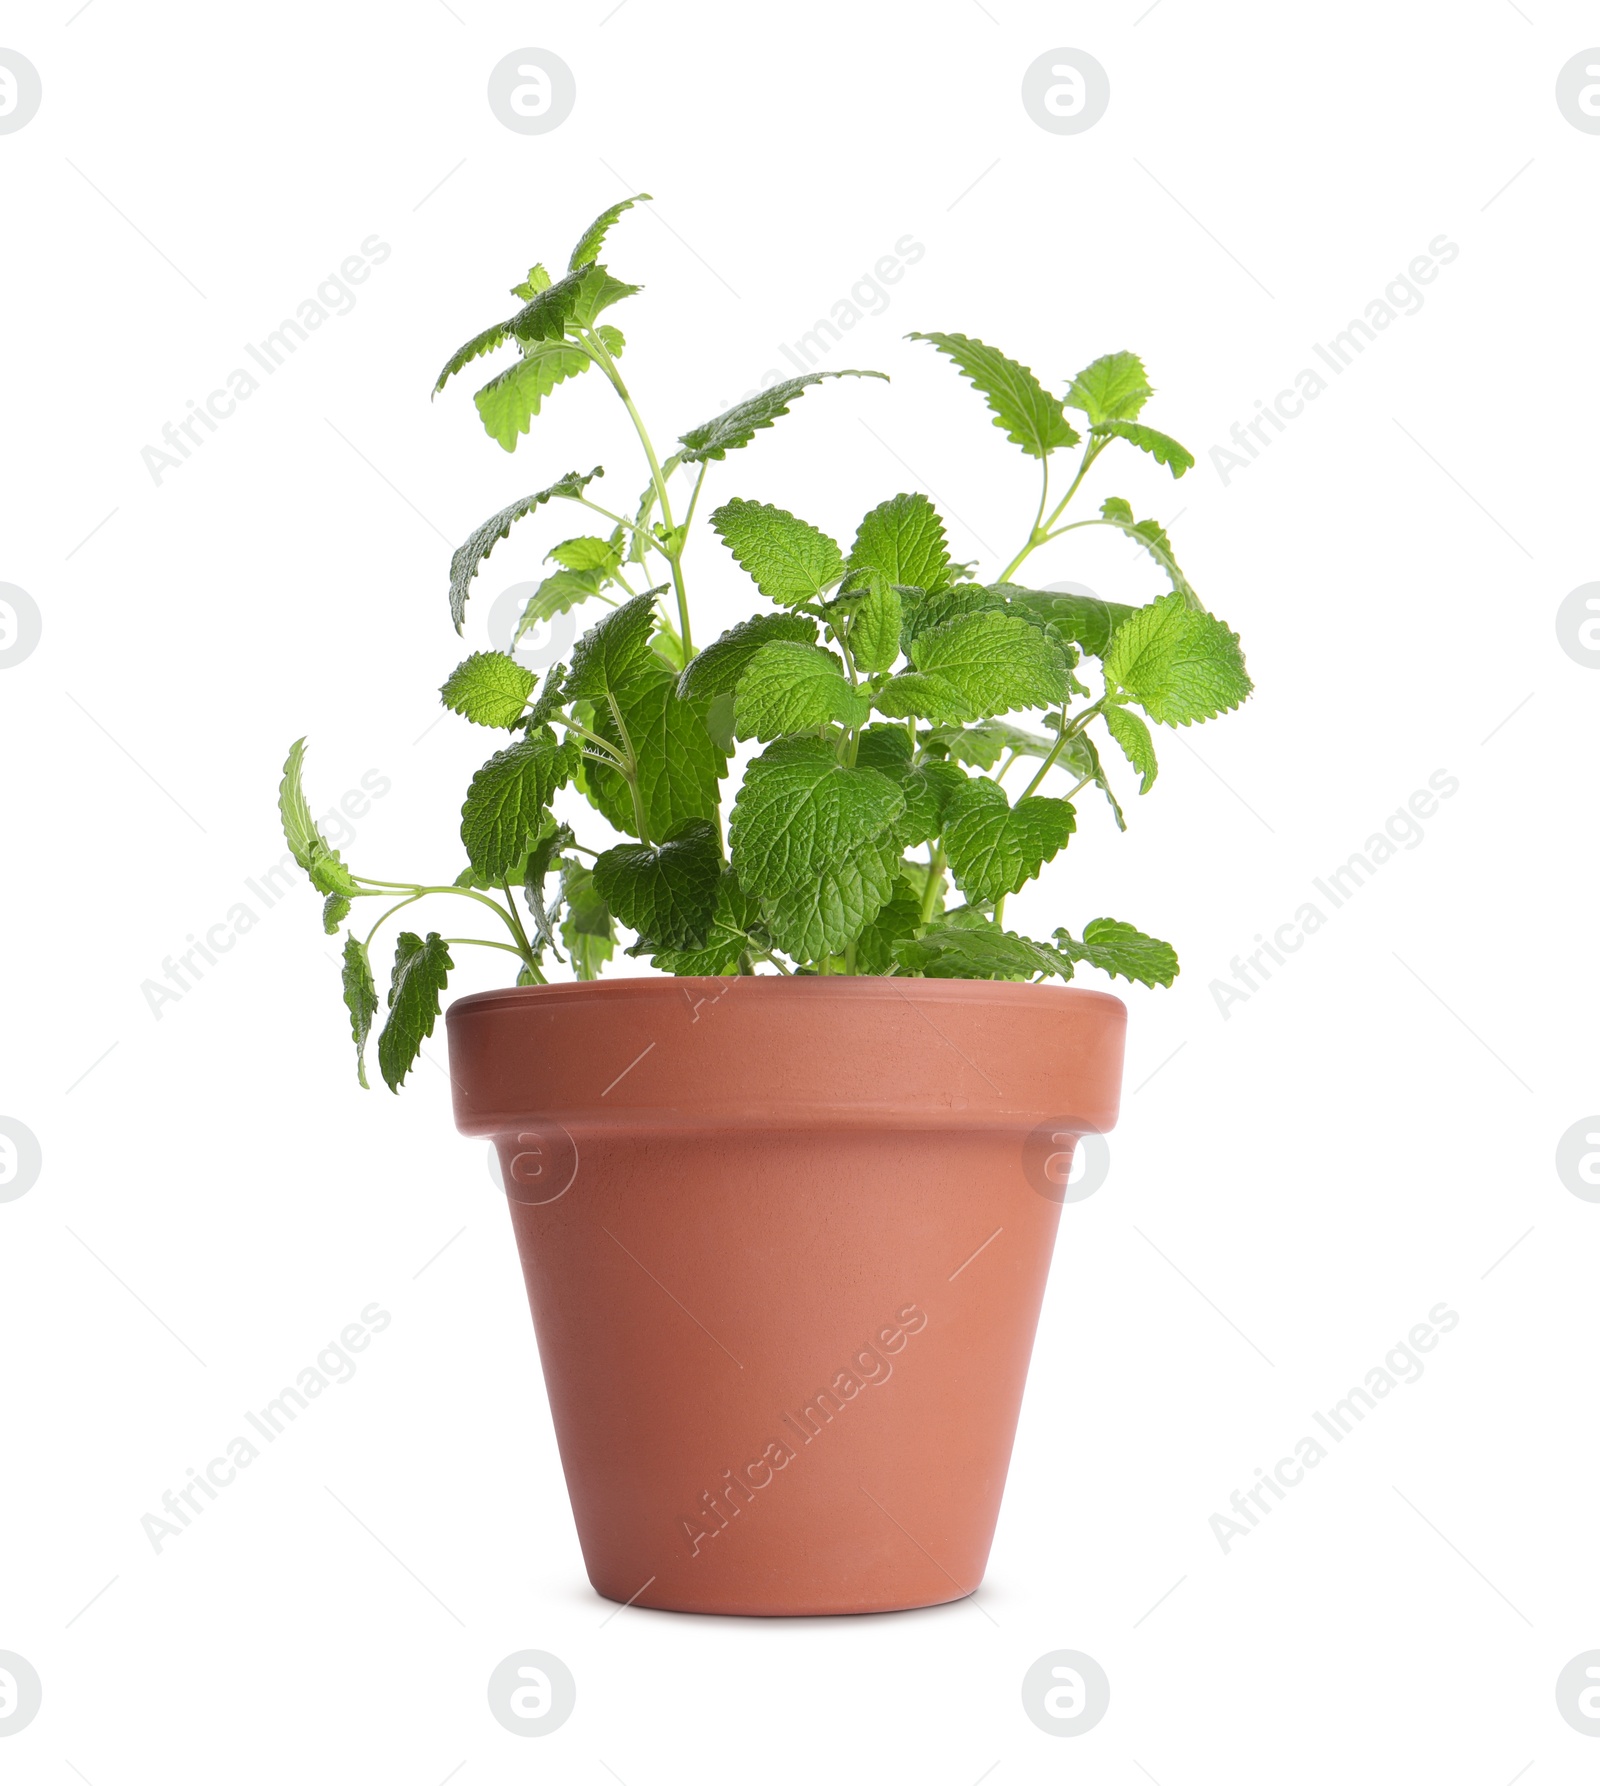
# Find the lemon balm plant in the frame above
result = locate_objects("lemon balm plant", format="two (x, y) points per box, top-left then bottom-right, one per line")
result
(278, 193), (1252, 1093)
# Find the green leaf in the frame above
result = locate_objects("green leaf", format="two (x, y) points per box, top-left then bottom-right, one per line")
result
(1102, 703), (1158, 792)
(841, 572), (903, 674)
(522, 663), (569, 731)
(895, 923), (1074, 981)
(547, 534), (621, 573)
(560, 859), (615, 980)
(509, 263), (552, 301)
(875, 611), (1069, 724)
(853, 723), (914, 779)
(1055, 917), (1179, 988)
(732, 641), (870, 742)
(895, 760), (971, 847)
(433, 319), (514, 397)
(593, 819), (722, 949)
(322, 893), (352, 935)
(899, 581), (1003, 650)
(942, 779), (1076, 902)
(278, 739), (359, 897)
(1093, 419), (1194, 478)
(520, 819), (573, 950)
(847, 493), (951, 595)
(473, 342), (595, 452)
(767, 842), (899, 961)
(1066, 351), (1152, 424)
(583, 668), (727, 840)
(449, 467), (603, 631)
(678, 611), (819, 700)
(922, 719), (1057, 768)
(995, 585), (1135, 658)
(461, 731), (580, 879)
(647, 869), (759, 974)
(506, 262), (612, 345)
(568, 192), (651, 270)
(1104, 592), (1252, 725)
(377, 932), (453, 1092)
(908, 332), (1080, 458)
(565, 589), (665, 699)
(852, 880), (925, 974)
(513, 568), (614, 644)
(340, 933), (379, 1089)
(1097, 498), (1195, 599)
(709, 499), (845, 606)
(568, 268), (639, 329)
(678, 370), (887, 464)
(440, 651), (535, 729)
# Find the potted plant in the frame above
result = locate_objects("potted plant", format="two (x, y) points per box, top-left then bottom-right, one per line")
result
(278, 193), (1252, 1616)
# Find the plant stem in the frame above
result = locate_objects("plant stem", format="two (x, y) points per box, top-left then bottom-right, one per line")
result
(919, 844), (946, 925)
(1018, 697), (1106, 799)
(997, 435), (1109, 582)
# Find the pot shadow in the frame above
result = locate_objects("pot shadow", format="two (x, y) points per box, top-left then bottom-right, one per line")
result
(578, 1584), (1003, 1630)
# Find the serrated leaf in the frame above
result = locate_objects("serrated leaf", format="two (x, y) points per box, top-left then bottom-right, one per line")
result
(568, 193), (651, 270)
(522, 663), (568, 731)
(899, 581), (1004, 649)
(1097, 498), (1195, 599)
(709, 499), (845, 606)
(593, 819), (722, 950)
(1104, 592), (1252, 725)
(942, 779), (1076, 902)
(583, 668), (727, 840)
(340, 933), (379, 1089)
(1102, 703), (1158, 792)
(506, 262), (607, 345)
(908, 331), (1080, 458)
(1092, 419), (1194, 477)
(895, 760), (971, 847)
(521, 819), (573, 950)
(547, 534), (621, 573)
(1066, 351), (1152, 424)
(376, 932), (452, 1092)
(513, 568), (614, 644)
(509, 263), (552, 301)
(565, 589), (665, 699)
(847, 492), (952, 595)
(322, 893), (351, 935)
(895, 923), (1074, 981)
(440, 651), (535, 729)
(1055, 918), (1179, 988)
(841, 572), (903, 674)
(560, 859), (615, 980)
(677, 370), (888, 464)
(473, 341), (596, 452)
(766, 841), (899, 961)
(461, 731), (580, 879)
(278, 739), (360, 897)
(647, 869), (759, 974)
(730, 737), (905, 898)
(851, 881), (925, 975)
(432, 318), (514, 398)
(923, 719), (1059, 768)
(853, 723), (915, 779)
(995, 585), (1136, 658)
(678, 611), (819, 700)
(449, 467), (603, 631)
(733, 641), (870, 742)
(568, 265), (640, 328)
(875, 611), (1069, 724)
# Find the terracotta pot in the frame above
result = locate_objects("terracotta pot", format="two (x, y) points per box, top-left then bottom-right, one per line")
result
(447, 976), (1126, 1616)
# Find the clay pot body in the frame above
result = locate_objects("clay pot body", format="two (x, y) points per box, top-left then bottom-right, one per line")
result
(447, 976), (1125, 1616)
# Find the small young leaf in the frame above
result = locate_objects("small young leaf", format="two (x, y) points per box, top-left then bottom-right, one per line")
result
(942, 779), (1076, 902)
(565, 589), (666, 699)
(513, 568), (614, 643)
(568, 192), (651, 270)
(340, 932), (379, 1089)
(278, 739), (360, 897)
(461, 731), (580, 879)
(322, 894), (352, 935)
(1104, 592), (1252, 725)
(709, 499), (845, 606)
(507, 262), (613, 345)
(908, 332), (1080, 458)
(875, 611), (1069, 724)
(1065, 351), (1153, 424)
(559, 858), (615, 979)
(922, 719), (1058, 768)
(377, 932), (453, 1092)
(547, 535), (621, 573)
(732, 641), (870, 741)
(847, 493), (951, 595)
(593, 819), (722, 949)
(473, 342), (596, 452)
(678, 370), (888, 463)
(1102, 703), (1159, 792)
(1055, 918), (1179, 988)
(509, 263), (552, 301)
(1092, 419), (1194, 477)
(678, 611), (819, 700)
(440, 651), (536, 729)
(522, 663), (569, 731)
(449, 467), (603, 631)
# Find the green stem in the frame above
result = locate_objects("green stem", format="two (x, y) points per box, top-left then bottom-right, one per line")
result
(605, 691), (651, 843)
(441, 937), (525, 955)
(1018, 697), (1106, 799)
(352, 878), (533, 954)
(919, 845), (946, 925)
(998, 435), (1109, 582)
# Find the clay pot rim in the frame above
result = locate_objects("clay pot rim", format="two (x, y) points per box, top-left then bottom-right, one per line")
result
(448, 974), (1127, 1022)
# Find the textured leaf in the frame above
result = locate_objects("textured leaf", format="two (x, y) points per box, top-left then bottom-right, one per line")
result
(1092, 419), (1194, 477)
(1104, 592), (1252, 725)
(677, 370), (887, 464)
(278, 739), (359, 897)
(909, 332), (1079, 458)
(847, 493), (951, 595)
(851, 880), (925, 974)
(568, 192), (651, 270)
(520, 820), (573, 950)
(322, 894), (352, 935)
(942, 779), (1076, 902)
(512, 569), (614, 645)
(733, 642), (870, 742)
(996, 585), (1136, 658)
(440, 651), (535, 728)
(460, 731), (580, 879)
(583, 668), (727, 840)
(647, 869), (759, 974)
(432, 318), (513, 397)
(1102, 702), (1159, 792)
(1056, 918), (1179, 988)
(522, 663), (569, 730)
(1097, 498), (1195, 599)
(593, 819), (722, 949)
(340, 933), (379, 1089)
(560, 859), (615, 980)
(875, 611), (1069, 724)
(506, 262), (611, 346)
(449, 468), (603, 631)
(565, 589), (665, 699)
(710, 499), (845, 606)
(730, 737), (905, 899)
(895, 923), (1074, 981)
(547, 534), (622, 573)
(842, 572), (903, 674)
(473, 342), (595, 451)
(853, 724), (915, 779)
(567, 268), (639, 329)
(765, 842), (899, 961)
(678, 611), (819, 701)
(922, 719), (1058, 768)
(509, 263), (552, 301)
(899, 581), (1003, 650)
(1066, 351), (1152, 424)
(377, 932), (453, 1092)
(894, 760), (971, 847)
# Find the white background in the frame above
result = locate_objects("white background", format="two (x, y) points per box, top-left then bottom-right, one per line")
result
(2, 2), (1597, 1779)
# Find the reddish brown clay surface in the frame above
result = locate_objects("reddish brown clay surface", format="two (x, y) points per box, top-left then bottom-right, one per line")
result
(447, 977), (1126, 1616)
